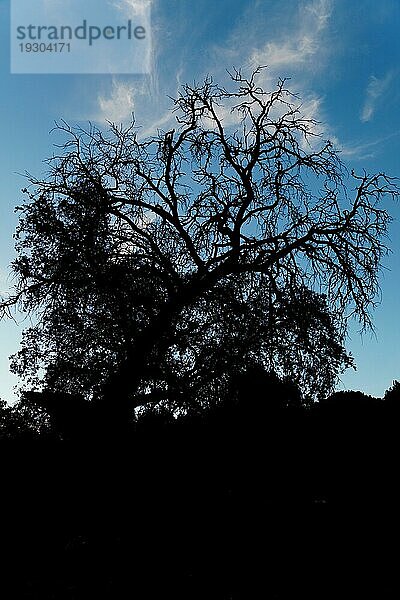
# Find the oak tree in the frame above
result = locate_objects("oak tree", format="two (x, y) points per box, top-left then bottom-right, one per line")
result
(1, 68), (397, 414)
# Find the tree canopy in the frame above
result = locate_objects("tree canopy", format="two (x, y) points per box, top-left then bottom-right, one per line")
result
(1, 68), (398, 413)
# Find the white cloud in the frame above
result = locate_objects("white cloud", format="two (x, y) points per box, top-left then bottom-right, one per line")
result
(305, 0), (332, 32)
(97, 80), (136, 123)
(360, 73), (393, 123)
(140, 109), (175, 138)
(250, 0), (333, 74)
(335, 130), (400, 160)
(110, 0), (152, 19)
(252, 37), (316, 69)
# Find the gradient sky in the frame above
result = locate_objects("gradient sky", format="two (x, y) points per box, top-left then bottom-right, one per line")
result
(1, 0), (400, 403)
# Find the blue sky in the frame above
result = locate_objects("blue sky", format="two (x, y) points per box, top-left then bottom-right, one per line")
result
(1, 0), (400, 402)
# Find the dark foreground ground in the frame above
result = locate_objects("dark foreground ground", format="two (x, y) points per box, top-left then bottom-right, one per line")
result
(1, 388), (399, 598)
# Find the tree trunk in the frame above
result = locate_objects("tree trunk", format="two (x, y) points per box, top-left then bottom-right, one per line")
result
(98, 273), (216, 420)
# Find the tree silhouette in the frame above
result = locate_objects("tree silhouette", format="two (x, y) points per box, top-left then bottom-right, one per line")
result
(0, 396), (50, 439)
(383, 379), (400, 404)
(1, 67), (398, 416)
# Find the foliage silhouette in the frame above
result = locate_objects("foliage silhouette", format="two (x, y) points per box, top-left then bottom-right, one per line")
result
(383, 378), (400, 408)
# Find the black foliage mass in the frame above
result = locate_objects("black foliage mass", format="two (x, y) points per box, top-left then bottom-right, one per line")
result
(1, 375), (399, 598)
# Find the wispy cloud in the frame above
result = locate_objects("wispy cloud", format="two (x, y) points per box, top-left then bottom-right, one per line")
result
(360, 73), (393, 123)
(336, 130), (400, 160)
(110, 0), (153, 19)
(97, 80), (136, 123)
(249, 0), (333, 74)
